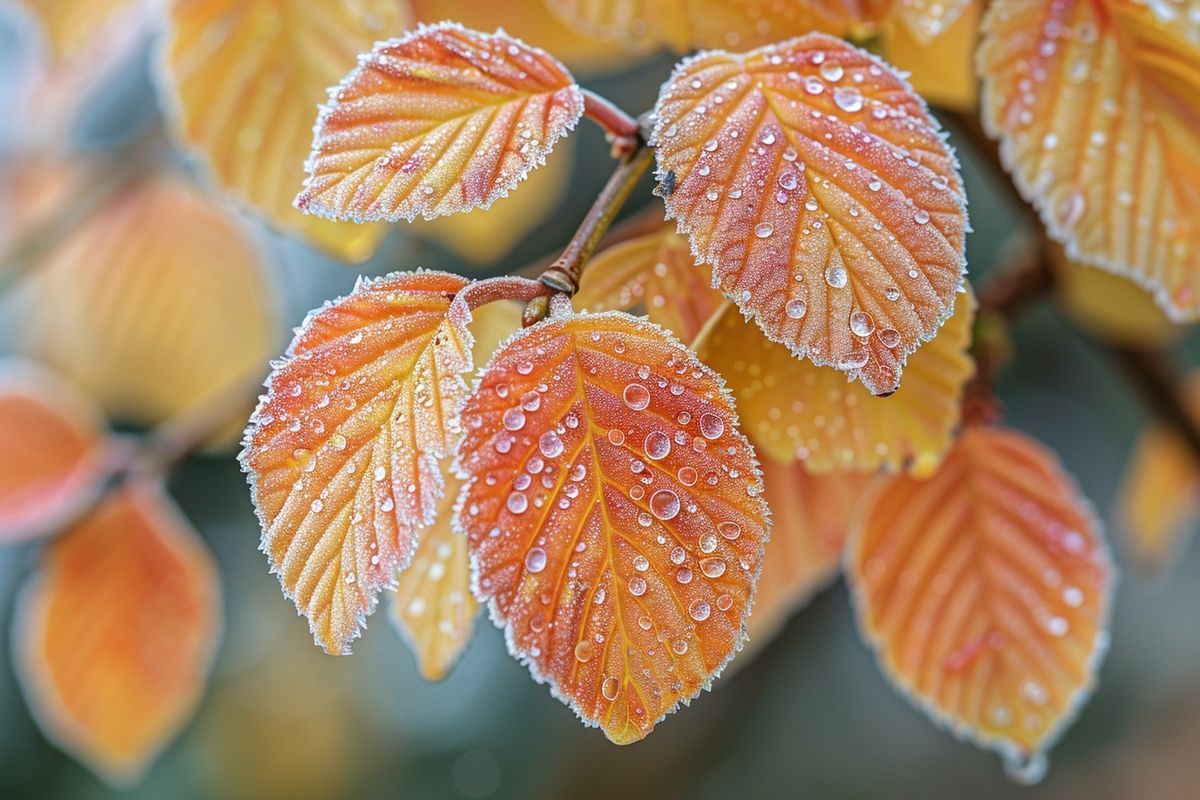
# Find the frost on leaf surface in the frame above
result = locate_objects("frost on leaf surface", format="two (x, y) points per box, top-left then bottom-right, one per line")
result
(241, 271), (475, 655)
(846, 426), (1114, 773)
(455, 305), (768, 744)
(573, 225), (723, 345)
(296, 23), (584, 224)
(160, 0), (408, 261)
(979, 0), (1200, 320)
(697, 287), (975, 474)
(14, 481), (220, 787)
(546, 0), (891, 52)
(0, 361), (107, 544)
(651, 33), (967, 395)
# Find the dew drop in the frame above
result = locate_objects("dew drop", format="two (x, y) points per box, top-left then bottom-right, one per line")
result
(508, 492), (528, 514)
(833, 86), (864, 113)
(644, 431), (672, 460)
(650, 489), (681, 520)
(623, 383), (651, 411)
(913, 209), (931, 225)
(525, 547), (546, 572)
(503, 407), (526, 431)
(607, 428), (626, 446)
(628, 576), (647, 596)
(699, 413), (725, 440)
(849, 311), (875, 337)
(818, 61), (844, 82)
(700, 557), (727, 578)
(602, 677), (620, 701)
(754, 222), (774, 238)
(688, 599), (711, 622)
(785, 299), (808, 319)
(699, 533), (719, 553)
(574, 640), (593, 662)
(825, 265), (848, 289)
(678, 466), (698, 486)
(539, 430), (564, 458)
(717, 521), (741, 540)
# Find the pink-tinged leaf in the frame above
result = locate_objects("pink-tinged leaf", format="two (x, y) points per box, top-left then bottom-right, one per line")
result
(455, 302), (769, 743)
(240, 271), (478, 655)
(651, 33), (967, 395)
(296, 23), (584, 223)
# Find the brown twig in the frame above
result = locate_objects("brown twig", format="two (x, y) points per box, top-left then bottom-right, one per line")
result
(581, 89), (642, 156)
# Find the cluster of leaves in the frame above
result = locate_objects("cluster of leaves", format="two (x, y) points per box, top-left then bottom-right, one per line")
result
(4, 0), (1200, 789)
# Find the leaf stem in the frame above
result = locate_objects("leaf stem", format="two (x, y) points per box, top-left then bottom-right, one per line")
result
(581, 89), (641, 154)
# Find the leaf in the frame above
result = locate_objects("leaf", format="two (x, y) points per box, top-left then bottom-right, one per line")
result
(159, 0), (407, 261)
(0, 361), (108, 543)
(410, 0), (636, 73)
(410, 137), (576, 266)
(882, 0), (982, 111)
(573, 225), (724, 344)
(17, 0), (141, 60)
(747, 457), (869, 647)
(455, 303), (769, 743)
(13, 480), (221, 786)
(296, 23), (584, 224)
(891, 0), (975, 43)
(979, 0), (1200, 320)
(1118, 379), (1200, 575)
(1051, 245), (1181, 347)
(16, 176), (278, 435)
(545, 0), (891, 52)
(651, 33), (968, 395)
(240, 271), (482, 655)
(388, 299), (522, 679)
(846, 425), (1114, 772)
(696, 287), (976, 474)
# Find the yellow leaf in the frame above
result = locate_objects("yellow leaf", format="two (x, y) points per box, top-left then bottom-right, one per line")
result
(696, 288), (976, 475)
(160, 0), (408, 261)
(17, 176), (278, 435)
(455, 303), (769, 743)
(979, 0), (1200, 320)
(1052, 245), (1181, 347)
(883, 0), (982, 110)
(846, 426), (1114, 773)
(891, 0), (975, 43)
(14, 480), (221, 786)
(17, 0), (141, 60)
(573, 224), (723, 345)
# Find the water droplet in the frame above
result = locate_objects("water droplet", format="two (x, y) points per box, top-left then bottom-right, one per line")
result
(699, 413), (724, 440)
(700, 557), (726, 578)
(850, 311), (875, 337)
(623, 383), (650, 411)
(676, 567), (693, 584)
(868, 179), (883, 192)
(914, 209), (931, 225)
(650, 490), (680, 520)
(785, 299), (808, 319)
(754, 222), (774, 238)
(833, 86), (864, 113)
(644, 431), (671, 460)
(508, 492), (528, 514)
(521, 390), (541, 411)
(718, 521), (741, 540)
(672, 638), (689, 655)
(539, 430), (564, 458)
(503, 407), (526, 431)
(1003, 752), (1048, 786)
(525, 547), (546, 572)
(602, 677), (620, 701)
(825, 265), (848, 288)
(607, 428), (626, 446)
(818, 61), (844, 82)
(716, 593), (733, 611)
(574, 640), (593, 662)
(877, 328), (901, 348)
(633, 555), (650, 572)
(628, 576), (647, 596)
(678, 466), (698, 486)
(700, 533), (718, 553)
(688, 599), (711, 621)
(670, 546), (686, 565)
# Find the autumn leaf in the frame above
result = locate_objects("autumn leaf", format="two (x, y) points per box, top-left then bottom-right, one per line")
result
(651, 33), (967, 395)
(13, 480), (221, 786)
(1051, 245), (1180, 347)
(17, 0), (142, 60)
(159, 0), (407, 261)
(16, 176), (278, 436)
(573, 224), (723, 344)
(846, 426), (1114, 775)
(1118, 377), (1200, 575)
(545, 0), (891, 52)
(883, 0), (982, 111)
(697, 287), (976, 474)
(0, 361), (109, 543)
(891, 0), (975, 43)
(296, 23), (584, 224)
(388, 299), (522, 679)
(747, 457), (869, 648)
(455, 302), (768, 743)
(241, 271), (483, 655)
(979, 0), (1200, 320)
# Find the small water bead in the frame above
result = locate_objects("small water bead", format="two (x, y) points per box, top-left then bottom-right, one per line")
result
(644, 431), (672, 460)
(633, 555), (650, 572)
(630, 485), (645, 501)
(877, 328), (901, 348)
(1004, 752), (1049, 787)
(520, 390), (541, 411)
(651, 490), (681, 520)
(718, 521), (741, 540)
(637, 615), (653, 631)
(602, 677), (620, 701)
(804, 76), (824, 95)
(311, 499), (324, 513)
(700, 557), (727, 578)
(699, 533), (719, 554)
(699, 413), (724, 439)
(825, 265), (848, 289)
(503, 407), (526, 431)
(670, 546), (686, 565)
(868, 179), (882, 192)
(628, 576), (647, 596)
(507, 492), (528, 514)
(913, 209), (931, 225)
(574, 641), (593, 662)
(778, 170), (798, 191)
(884, 286), (901, 301)
(671, 639), (690, 655)
(525, 547), (546, 572)
(380, 497), (394, 512)
(754, 222), (774, 238)
(715, 593), (733, 612)
(516, 360), (534, 375)
(607, 428), (626, 446)
(514, 474), (532, 491)
(818, 61), (844, 82)
(833, 86), (864, 113)
(677, 466), (698, 486)
(539, 430), (564, 458)
(623, 383), (651, 410)
(706, 188), (720, 201)
(849, 311), (875, 337)
(785, 299), (808, 319)
(838, 350), (870, 370)
(676, 567), (693, 584)
(1062, 586), (1084, 607)
(688, 599), (711, 622)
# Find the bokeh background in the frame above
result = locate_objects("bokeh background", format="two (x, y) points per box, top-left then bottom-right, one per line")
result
(1, 2), (1199, 798)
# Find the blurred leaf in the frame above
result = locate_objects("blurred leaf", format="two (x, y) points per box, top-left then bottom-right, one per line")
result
(295, 23), (583, 225)
(14, 479), (221, 786)
(650, 33), (967, 395)
(883, 0), (981, 111)
(242, 271), (477, 655)
(847, 426), (1114, 773)
(696, 288), (976, 475)
(0, 360), (109, 543)
(1052, 246), (1181, 347)
(160, 0), (410, 261)
(574, 224), (721, 345)
(979, 0), (1200, 320)
(456, 306), (768, 743)
(17, 0), (142, 60)
(17, 176), (278, 438)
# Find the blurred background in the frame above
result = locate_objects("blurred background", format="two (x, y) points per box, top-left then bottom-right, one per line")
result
(1, 2), (1198, 798)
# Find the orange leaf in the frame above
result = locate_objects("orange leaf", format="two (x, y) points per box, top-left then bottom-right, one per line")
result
(14, 480), (221, 786)
(388, 299), (521, 678)
(651, 33), (968, 395)
(747, 457), (869, 647)
(296, 23), (584, 224)
(891, 0), (975, 43)
(241, 271), (485, 655)
(160, 0), (406, 261)
(573, 224), (723, 345)
(696, 287), (976, 474)
(545, 0), (891, 52)
(16, 176), (278, 437)
(17, 0), (141, 60)
(979, 0), (1200, 320)
(1118, 377), (1200, 575)
(883, 1), (982, 111)
(846, 426), (1114, 775)
(455, 303), (768, 743)
(0, 361), (108, 543)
